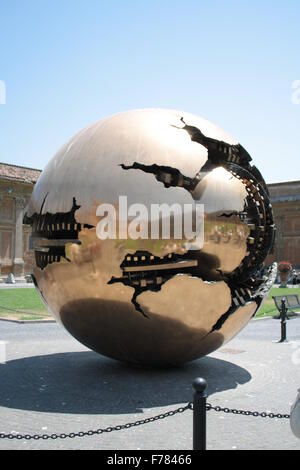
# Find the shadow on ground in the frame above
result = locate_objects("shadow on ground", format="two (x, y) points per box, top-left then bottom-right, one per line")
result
(0, 352), (251, 415)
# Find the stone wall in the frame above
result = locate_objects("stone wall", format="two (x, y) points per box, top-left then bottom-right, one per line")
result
(266, 181), (300, 268)
(0, 180), (36, 279)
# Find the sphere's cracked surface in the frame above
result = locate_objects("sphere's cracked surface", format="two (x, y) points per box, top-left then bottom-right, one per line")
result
(25, 109), (276, 366)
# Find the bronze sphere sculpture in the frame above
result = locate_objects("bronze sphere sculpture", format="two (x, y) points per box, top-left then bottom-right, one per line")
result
(25, 109), (276, 366)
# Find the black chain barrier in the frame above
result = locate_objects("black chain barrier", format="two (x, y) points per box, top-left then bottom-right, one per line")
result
(0, 401), (290, 442)
(0, 404), (192, 441)
(206, 403), (290, 420)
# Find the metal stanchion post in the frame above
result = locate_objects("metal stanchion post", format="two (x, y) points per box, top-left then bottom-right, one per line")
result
(278, 298), (288, 343)
(193, 377), (207, 451)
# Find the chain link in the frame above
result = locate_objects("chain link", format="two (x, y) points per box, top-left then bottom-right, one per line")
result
(0, 401), (291, 441)
(205, 403), (290, 420)
(0, 403), (192, 441)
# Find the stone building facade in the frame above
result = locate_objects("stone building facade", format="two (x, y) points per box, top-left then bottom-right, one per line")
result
(0, 162), (300, 281)
(266, 180), (300, 268)
(0, 163), (41, 281)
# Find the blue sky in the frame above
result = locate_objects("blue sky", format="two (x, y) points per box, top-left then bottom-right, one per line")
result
(0, 0), (299, 183)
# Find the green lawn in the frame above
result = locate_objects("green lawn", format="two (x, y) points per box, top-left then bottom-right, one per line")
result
(0, 288), (49, 320)
(255, 287), (300, 318)
(0, 288), (46, 311)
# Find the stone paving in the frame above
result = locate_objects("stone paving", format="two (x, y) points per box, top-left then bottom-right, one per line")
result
(0, 318), (299, 450)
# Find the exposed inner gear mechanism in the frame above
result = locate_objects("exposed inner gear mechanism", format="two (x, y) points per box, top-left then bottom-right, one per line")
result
(24, 197), (93, 270)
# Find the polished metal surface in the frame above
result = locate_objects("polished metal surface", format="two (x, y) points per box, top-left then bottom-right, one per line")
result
(25, 109), (276, 366)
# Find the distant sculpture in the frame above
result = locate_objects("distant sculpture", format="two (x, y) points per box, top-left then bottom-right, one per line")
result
(6, 273), (15, 284)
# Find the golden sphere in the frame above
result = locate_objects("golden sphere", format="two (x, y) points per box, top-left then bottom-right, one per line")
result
(25, 109), (276, 366)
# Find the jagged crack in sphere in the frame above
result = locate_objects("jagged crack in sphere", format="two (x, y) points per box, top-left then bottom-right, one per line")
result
(25, 109), (276, 366)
